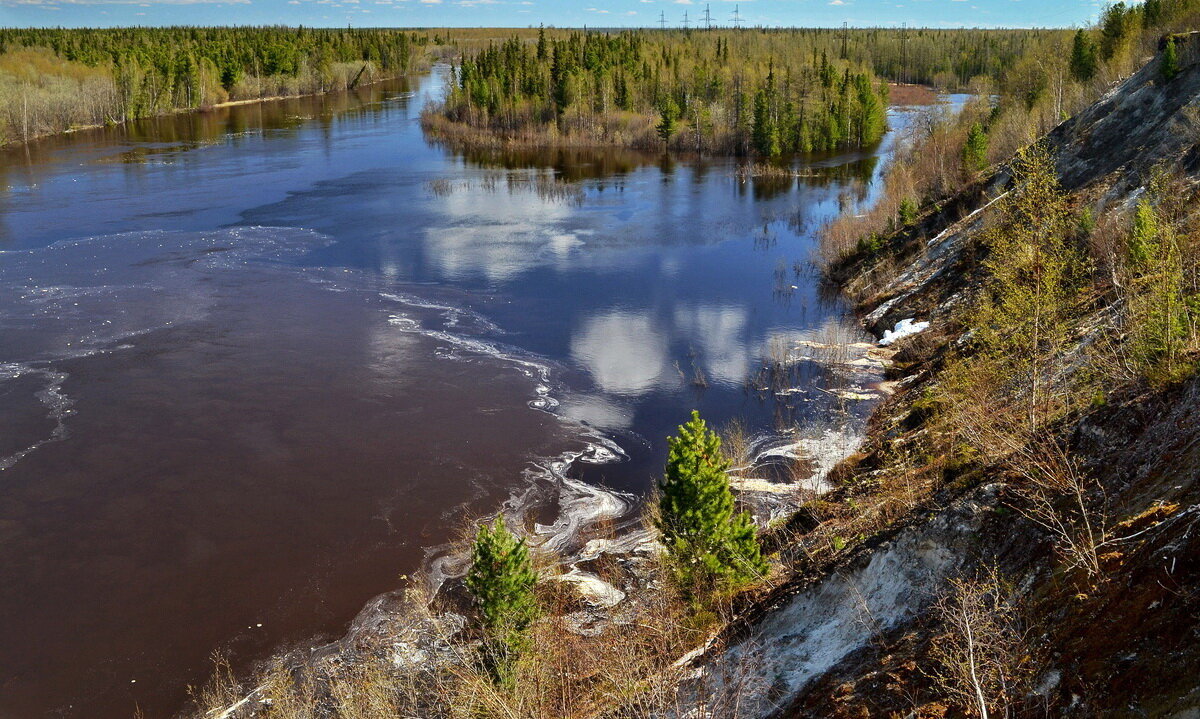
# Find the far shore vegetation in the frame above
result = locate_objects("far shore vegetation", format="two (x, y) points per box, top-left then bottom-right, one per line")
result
(419, 26), (1075, 157)
(0, 27), (432, 145)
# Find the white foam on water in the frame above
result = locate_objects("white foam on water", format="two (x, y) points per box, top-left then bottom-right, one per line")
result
(728, 426), (865, 496)
(0, 363), (74, 471)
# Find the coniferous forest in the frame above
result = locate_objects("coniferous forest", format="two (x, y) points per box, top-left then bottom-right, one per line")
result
(0, 27), (430, 144)
(422, 26), (1074, 156)
(425, 30), (891, 156)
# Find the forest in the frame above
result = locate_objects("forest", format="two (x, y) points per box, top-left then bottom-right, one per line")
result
(0, 24), (1078, 153)
(425, 30), (890, 156)
(0, 27), (430, 145)
(421, 26), (1076, 157)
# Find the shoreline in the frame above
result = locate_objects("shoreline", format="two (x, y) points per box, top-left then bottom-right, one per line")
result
(196, 321), (895, 717)
(0, 73), (408, 151)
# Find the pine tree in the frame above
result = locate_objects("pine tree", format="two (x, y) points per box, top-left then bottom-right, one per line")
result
(655, 411), (767, 598)
(465, 516), (539, 681)
(1099, 2), (1133, 61)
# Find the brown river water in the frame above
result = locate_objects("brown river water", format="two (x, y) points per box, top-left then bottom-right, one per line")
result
(0, 70), (962, 718)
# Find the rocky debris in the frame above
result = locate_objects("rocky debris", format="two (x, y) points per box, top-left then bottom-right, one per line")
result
(1048, 31), (1200, 197)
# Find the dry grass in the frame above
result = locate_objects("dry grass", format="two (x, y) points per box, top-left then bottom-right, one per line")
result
(189, 554), (734, 719)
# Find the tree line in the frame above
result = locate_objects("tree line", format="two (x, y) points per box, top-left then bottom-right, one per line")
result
(0, 27), (430, 145)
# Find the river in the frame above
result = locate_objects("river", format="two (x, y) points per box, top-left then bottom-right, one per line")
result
(0, 68), (958, 718)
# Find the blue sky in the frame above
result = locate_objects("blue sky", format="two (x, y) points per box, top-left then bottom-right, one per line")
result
(0, 0), (1106, 30)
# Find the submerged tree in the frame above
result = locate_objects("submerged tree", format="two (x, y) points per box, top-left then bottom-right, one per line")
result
(655, 411), (767, 599)
(465, 516), (540, 682)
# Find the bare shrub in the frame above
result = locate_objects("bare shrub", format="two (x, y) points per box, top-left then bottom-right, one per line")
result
(1007, 441), (1106, 579)
(928, 566), (1033, 719)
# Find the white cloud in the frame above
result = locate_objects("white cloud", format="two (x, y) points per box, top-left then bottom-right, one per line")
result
(571, 311), (671, 396)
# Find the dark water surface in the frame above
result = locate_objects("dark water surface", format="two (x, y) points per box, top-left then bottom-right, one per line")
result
(0, 71), (952, 718)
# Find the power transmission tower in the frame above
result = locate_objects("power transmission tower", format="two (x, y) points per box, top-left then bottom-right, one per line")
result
(731, 4), (743, 28)
(840, 21), (849, 60)
(900, 21), (910, 84)
(683, 10), (689, 29)
(704, 3), (712, 30)
(660, 10), (667, 30)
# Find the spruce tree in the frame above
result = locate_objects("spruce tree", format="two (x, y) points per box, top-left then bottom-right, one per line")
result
(752, 86), (780, 157)
(657, 96), (680, 146)
(1162, 36), (1180, 82)
(655, 411), (767, 598)
(1069, 29), (1097, 83)
(962, 122), (989, 173)
(465, 516), (539, 680)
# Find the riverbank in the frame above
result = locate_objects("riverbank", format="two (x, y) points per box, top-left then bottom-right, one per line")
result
(0, 28), (434, 149)
(190, 330), (897, 719)
(676, 39), (1200, 716)
(2, 70), (410, 150)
